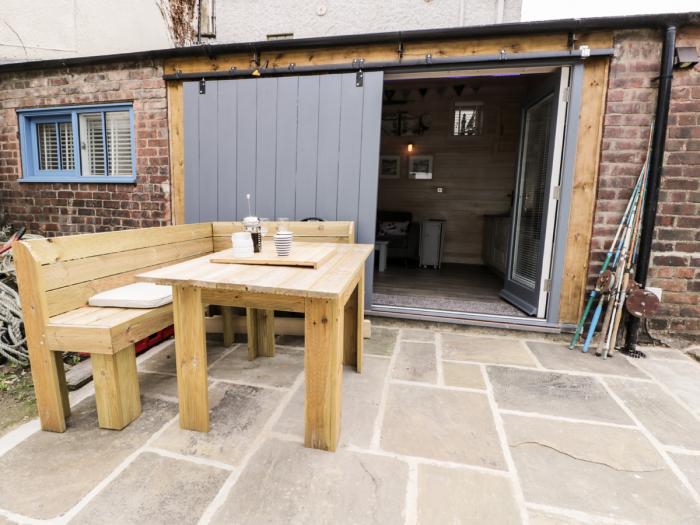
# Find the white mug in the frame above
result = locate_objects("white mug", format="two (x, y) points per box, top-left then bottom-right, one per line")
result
(232, 231), (254, 258)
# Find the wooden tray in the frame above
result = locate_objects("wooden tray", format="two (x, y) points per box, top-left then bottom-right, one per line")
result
(210, 243), (337, 269)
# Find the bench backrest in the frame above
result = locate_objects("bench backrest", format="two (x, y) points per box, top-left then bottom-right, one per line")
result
(16, 224), (214, 318)
(211, 221), (355, 252)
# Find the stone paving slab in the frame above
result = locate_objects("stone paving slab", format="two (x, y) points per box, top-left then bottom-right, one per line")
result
(393, 341), (437, 383)
(0, 397), (177, 519)
(504, 414), (700, 524)
(442, 362), (485, 389)
(527, 341), (648, 378)
(671, 453), (700, 495)
(70, 452), (229, 525)
(381, 383), (506, 469)
(208, 345), (304, 388)
(441, 333), (537, 367)
(139, 371), (180, 399)
(153, 383), (283, 465)
(417, 464), (521, 524)
(275, 357), (389, 448)
(402, 328), (435, 342)
(488, 367), (631, 424)
(210, 438), (407, 525)
(364, 326), (398, 356)
(633, 358), (700, 417)
(606, 377), (700, 449)
(528, 510), (588, 524)
(140, 341), (228, 375)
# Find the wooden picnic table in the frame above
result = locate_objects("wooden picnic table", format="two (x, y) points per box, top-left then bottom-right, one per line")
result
(137, 241), (373, 452)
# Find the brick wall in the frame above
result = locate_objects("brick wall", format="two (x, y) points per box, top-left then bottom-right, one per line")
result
(0, 60), (171, 235)
(591, 28), (700, 339)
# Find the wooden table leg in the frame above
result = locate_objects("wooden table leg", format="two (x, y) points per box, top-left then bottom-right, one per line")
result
(222, 306), (235, 347)
(343, 273), (364, 373)
(173, 285), (209, 432)
(304, 297), (343, 451)
(246, 308), (275, 360)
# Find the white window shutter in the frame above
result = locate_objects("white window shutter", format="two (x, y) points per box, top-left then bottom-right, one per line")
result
(106, 112), (133, 177)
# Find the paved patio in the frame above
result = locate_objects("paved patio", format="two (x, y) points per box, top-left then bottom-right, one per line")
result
(1, 321), (699, 524)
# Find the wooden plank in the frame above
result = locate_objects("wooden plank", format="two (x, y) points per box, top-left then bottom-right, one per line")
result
(356, 271), (365, 372)
(167, 81), (185, 224)
(27, 223), (212, 266)
(336, 73), (364, 225)
(217, 80), (238, 221)
(255, 78), (278, 220)
(46, 304), (174, 354)
(43, 237), (212, 291)
(198, 80), (219, 222)
(91, 345), (141, 430)
(206, 313), (372, 339)
(246, 308), (275, 360)
(236, 79), (257, 218)
(296, 76), (320, 219)
(212, 220), (354, 238)
(45, 251), (209, 317)
(222, 306), (234, 346)
(304, 297), (343, 451)
(139, 243), (373, 299)
(201, 288), (305, 312)
(173, 285), (209, 432)
(163, 33), (612, 76)
(559, 57), (610, 324)
(183, 81), (201, 222)
(12, 241), (68, 432)
(210, 244), (337, 268)
(275, 77), (299, 219)
(316, 75), (342, 220)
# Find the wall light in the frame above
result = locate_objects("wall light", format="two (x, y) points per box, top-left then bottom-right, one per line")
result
(675, 47), (699, 69)
(407, 143), (414, 153)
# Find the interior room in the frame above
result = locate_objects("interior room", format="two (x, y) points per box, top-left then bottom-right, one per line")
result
(372, 69), (557, 318)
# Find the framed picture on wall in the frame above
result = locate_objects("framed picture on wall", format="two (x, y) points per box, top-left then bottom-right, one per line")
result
(379, 155), (401, 179)
(408, 155), (433, 180)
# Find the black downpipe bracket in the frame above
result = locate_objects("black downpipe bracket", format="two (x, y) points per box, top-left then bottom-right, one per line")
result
(623, 25), (677, 357)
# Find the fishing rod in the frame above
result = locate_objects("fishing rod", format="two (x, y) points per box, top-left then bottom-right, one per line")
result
(568, 173), (643, 350)
(601, 144), (651, 359)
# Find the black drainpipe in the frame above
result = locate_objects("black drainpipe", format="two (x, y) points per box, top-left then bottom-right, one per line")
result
(623, 25), (676, 357)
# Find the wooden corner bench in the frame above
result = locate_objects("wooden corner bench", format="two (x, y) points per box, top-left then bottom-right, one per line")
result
(14, 221), (358, 433)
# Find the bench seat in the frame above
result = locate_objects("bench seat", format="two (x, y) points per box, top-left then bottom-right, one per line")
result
(47, 305), (174, 354)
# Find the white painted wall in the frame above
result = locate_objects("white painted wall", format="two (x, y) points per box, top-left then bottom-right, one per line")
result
(0, 0), (172, 62)
(209, 0), (522, 43)
(522, 0), (698, 20)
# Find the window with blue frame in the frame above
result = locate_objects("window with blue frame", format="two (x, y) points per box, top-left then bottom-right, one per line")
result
(18, 103), (136, 183)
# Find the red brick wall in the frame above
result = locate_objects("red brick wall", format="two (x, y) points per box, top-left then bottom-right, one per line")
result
(591, 28), (700, 339)
(0, 60), (171, 235)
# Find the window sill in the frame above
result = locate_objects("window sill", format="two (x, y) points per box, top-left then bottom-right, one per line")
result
(19, 176), (137, 184)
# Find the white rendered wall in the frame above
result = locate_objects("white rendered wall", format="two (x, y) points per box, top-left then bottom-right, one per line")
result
(210, 0), (522, 43)
(0, 0), (172, 61)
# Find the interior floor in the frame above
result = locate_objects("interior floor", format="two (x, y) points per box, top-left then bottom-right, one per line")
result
(372, 263), (527, 317)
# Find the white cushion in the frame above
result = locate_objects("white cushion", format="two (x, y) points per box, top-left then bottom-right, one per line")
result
(88, 283), (173, 309)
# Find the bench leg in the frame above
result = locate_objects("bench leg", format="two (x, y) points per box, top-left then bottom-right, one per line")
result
(91, 345), (141, 430)
(222, 306), (235, 347)
(246, 308), (275, 360)
(342, 273), (364, 373)
(304, 297), (343, 451)
(26, 343), (69, 432)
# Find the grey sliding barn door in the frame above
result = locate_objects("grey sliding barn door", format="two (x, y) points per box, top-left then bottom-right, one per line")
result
(183, 72), (384, 305)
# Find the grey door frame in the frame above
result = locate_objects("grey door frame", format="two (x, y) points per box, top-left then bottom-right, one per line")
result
(369, 61), (584, 329)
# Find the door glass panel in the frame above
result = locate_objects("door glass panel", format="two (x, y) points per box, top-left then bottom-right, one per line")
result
(511, 94), (553, 290)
